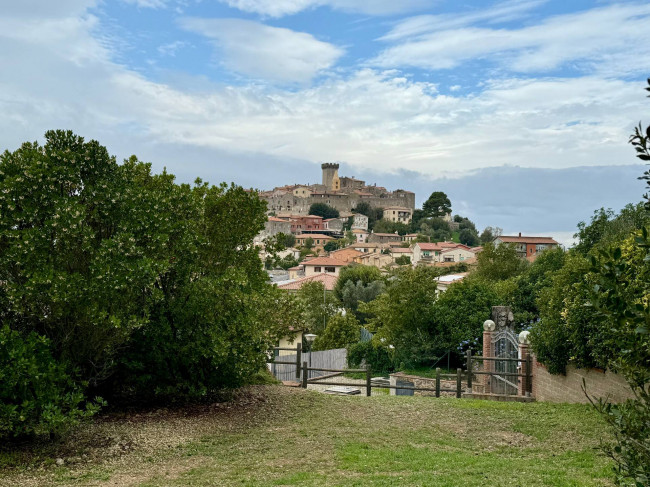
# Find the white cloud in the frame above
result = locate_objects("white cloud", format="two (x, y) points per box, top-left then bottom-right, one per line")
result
(379, 0), (546, 41)
(179, 17), (344, 82)
(218, 0), (431, 18)
(0, 2), (645, 190)
(373, 3), (650, 76)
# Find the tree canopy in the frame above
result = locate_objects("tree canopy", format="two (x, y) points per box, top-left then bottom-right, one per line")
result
(422, 191), (451, 218)
(308, 203), (339, 219)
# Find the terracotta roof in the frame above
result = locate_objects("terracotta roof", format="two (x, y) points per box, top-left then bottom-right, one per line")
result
(268, 217), (288, 222)
(300, 256), (347, 267)
(497, 236), (559, 245)
(470, 246), (483, 252)
(372, 233), (402, 237)
(330, 248), (364, 261)
(277, 273), (338, 291)
(391, 248), (413, 253)
(416, 243), (445, 251)
(352, 229), (369, 234)
(287, 266), (302, 271)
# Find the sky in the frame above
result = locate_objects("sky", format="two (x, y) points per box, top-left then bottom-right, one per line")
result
(1, 0), (649, 245)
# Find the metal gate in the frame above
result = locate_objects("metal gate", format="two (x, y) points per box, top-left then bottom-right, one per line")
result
(491, 328), (519, 395)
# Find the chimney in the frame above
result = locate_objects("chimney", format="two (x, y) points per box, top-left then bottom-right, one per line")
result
(518, 232), (521, 237)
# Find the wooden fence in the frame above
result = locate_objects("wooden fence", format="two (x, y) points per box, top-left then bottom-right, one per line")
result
(269, 346), (347, 382)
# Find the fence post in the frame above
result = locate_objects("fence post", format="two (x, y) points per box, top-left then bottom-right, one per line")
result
(435, 368), (441, 398)
(456, 368), (462, 398)
(295, 343), (302, 379)
(526, 354), (532, 396)
(366, 367), (372, 397)
(302, 361), (308, 388)
(466, 349), (472, 391)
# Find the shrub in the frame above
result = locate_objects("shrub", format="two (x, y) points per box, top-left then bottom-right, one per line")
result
(0, 326), (101, 439)
(312, 313), (360, 351)
(347, 341), (393, 374)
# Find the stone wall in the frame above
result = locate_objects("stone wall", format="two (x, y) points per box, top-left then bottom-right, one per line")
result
(532, 357), (634, 404)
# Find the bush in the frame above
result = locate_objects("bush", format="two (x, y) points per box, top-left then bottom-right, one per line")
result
(347, 341), (393, 374)
(0, 326), (101, 439)
(312, 313), (360, 351)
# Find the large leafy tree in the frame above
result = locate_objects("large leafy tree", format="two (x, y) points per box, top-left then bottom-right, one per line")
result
(475, 242), (529, 282)
(0, 130), (291, 405)
(361, 266), (441, 367)
(308, 203), (339, 219)
(422, 191), (451, 218)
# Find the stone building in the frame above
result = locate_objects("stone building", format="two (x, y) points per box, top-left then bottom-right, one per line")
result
(382, 206), (413, 224)
(260, 163), (415, 216)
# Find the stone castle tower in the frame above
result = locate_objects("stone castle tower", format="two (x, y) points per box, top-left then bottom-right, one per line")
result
(321, 163), (340, 191)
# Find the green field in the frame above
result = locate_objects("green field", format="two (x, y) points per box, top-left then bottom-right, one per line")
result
(0, 386), (614, 487)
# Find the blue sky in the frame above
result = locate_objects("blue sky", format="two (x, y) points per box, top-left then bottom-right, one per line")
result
(1, 0), (649, 244)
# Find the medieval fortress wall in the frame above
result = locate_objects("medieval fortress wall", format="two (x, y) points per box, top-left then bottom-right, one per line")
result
(260, 163), (415, 215)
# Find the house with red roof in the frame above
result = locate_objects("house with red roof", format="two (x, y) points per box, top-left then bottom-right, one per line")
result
(494, 233), (559, 259)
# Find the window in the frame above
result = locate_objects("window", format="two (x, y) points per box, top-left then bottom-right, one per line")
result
(314, 267), (322, 272)
(325, 267), (335, 273)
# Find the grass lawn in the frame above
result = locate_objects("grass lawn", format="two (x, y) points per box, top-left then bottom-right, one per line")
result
(0, 386), (614, 487)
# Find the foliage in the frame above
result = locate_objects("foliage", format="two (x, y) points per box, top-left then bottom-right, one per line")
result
(277, 232), (296, 248)
(529, 253), (602, 374)
(0, 130), (291, 405)
(372, 219), (410, 235)
(360, 266), (441, 367)
(312, 313), (361, 351)
(295, 281), (338, 334)
(573, 204), (648, 255)
(475, 242), (529, 282)
(0, 326), (102, 439)
(303, 237), (314, 250)
(459, 228), (480, 246)
(347, 340), (393, 373)
(394, 255), (411, 265)
(308, 203), (339, 219)
(339, 279), (385, 323)
(585, 226), (650, 485)
(324, 241), (339, 252)
(480, 226), (502, 244)
(430, 279), (500, 357)
(422, 191), (451, 218)
(333, 265), (383, 302)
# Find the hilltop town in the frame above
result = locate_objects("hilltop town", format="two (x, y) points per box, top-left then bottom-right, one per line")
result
(257, 163), (559, 292)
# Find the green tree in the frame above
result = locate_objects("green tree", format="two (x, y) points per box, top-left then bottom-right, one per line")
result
(308, 203), (339, 219)
(459, 228), (480, 246)
(475, 242), (529, 281)
(372, 219), (409, 235)
(422, 191), (451, 218)
(394, 255), (411, 265)
(295, 281), (338, 334)
(324, 240), (339, 252)
(0, 130), (292, 405)
(431, 279), (499, 357)
(303, 237), (314, 250)
(311, 313), (361, 351)
(339, 279), (386, 323)
(361, 266), (441, 367)
(333, 265), (383, 301)
(480, 226), (502, 244)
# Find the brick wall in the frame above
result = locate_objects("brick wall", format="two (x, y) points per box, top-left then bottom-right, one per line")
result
(532, 356), (634, 404)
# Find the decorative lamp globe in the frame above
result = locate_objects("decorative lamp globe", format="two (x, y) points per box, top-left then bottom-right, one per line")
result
(483, 319), (496, 332)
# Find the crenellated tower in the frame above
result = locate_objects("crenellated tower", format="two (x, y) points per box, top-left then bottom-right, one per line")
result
(321, 163), (340, 191)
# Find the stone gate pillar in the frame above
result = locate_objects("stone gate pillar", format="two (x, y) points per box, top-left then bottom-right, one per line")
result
(518, 330), (531, 396)
(482, 319), (495, 394)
